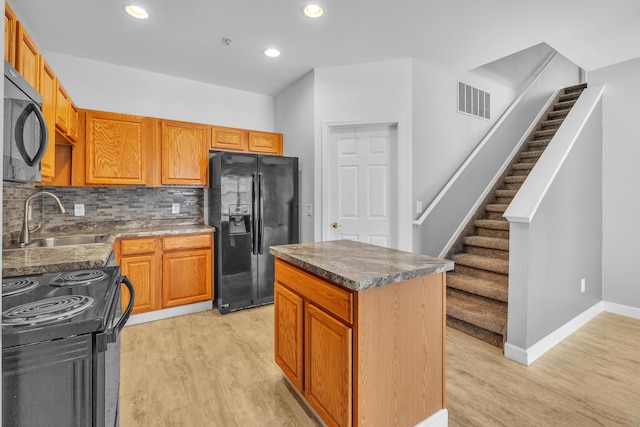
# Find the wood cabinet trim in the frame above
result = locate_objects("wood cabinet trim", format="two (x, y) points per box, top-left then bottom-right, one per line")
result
(5, 4), (17, 66)
(120, 237), (158, 255)
(162, 233), (212, 252)
(275, 259), (353, 325)
(274, 282), (304, 391)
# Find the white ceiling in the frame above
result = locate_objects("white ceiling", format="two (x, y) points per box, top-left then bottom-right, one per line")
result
(10, 0), (640, 96)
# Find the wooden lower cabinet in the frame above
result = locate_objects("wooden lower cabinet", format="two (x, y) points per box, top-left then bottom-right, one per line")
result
(274, 259), (446, 427)
(116, 232), (213, 314)
(274, 282), (304, 390)
(305, 302), (352, 427)
(162, 247), (212, 308)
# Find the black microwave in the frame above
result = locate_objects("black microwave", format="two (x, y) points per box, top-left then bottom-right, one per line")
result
(3, 60), (48, 182)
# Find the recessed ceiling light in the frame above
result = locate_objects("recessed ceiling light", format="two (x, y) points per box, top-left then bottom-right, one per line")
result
(303, 4), (324, 18)
(264, 48), (281, 58)
(125, 5), (149, 19)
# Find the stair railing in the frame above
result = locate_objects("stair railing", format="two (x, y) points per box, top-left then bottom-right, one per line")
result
(413, 51), (581, 257)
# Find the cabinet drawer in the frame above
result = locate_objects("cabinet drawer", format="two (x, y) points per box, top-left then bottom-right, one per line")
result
(162, 233), (212, 251)
(275, 259), (353, 325)
(120, 238), (157, 255)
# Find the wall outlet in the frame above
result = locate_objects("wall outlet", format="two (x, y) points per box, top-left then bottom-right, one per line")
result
(307, 204), (313, 217)
(416, 201), (423, 214)
(74, 204), (85, 217)
(580, 278), (586, 293)
(172, 203), (180, 214)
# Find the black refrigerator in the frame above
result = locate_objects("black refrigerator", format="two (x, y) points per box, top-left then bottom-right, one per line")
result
(208, 152), (299, 314)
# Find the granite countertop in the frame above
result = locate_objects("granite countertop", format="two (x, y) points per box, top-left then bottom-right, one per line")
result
(269, 240), (454, 292)
(2, 223), (215, 278)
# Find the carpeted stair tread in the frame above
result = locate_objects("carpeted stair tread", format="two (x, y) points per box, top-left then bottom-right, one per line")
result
(495, 189), (517, 198)
(485, 204), (508, 213)
(447, 272), (509, 303)
(474, 219), (509, 230)
(446, 317), (504, 348)
(452, 253), (509, 275)
(528, 139), (551, 148)
(563, 83), (588, 93)
(548, 109), (570, 120)
(512, 163), (534, 171)
(446, 288), (507, 335)
(504, 175), (526, 184)
(534, 128), (558, 138)
(554, 100), (577, 110)
(463, 235), (509, 251)
(520, 150), (544, 160)
(559, 92), (581, 103)
(540, 118), (564, 129)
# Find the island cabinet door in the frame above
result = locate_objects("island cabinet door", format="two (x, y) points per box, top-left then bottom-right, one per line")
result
(304, 302), (352, 427)
(274, 282), (304, 391)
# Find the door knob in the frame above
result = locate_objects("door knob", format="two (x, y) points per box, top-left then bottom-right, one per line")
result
(331, 222), (342, 229)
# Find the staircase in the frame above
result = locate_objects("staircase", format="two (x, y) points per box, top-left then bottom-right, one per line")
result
(445, 83), (588, 348)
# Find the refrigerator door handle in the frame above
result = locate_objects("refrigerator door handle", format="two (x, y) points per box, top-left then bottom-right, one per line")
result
(252, 172), (259, 255)
(258, 172), (265, 255)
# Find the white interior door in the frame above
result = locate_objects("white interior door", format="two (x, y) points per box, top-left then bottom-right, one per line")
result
(328, 124), (397, 248)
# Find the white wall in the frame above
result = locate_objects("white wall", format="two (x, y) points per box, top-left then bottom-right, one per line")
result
(411, 60), (516, 255)
(507, 100), (603, 350)
(590, 57), (640, 310)
(275, 71), (315, 243)
(43, 51), (275, 131)
(313, 59), (414, 249)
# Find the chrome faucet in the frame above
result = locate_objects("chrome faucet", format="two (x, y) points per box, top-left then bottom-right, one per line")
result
(20, 191), (67, 246)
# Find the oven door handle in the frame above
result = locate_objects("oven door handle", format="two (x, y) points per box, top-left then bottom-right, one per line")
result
(107, 275), (135, 344)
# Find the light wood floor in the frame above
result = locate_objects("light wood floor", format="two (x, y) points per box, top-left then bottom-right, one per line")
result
(120, 308), (640, 426)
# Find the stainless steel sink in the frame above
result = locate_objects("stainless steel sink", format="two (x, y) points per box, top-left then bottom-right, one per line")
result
(21, 234), (109, 248)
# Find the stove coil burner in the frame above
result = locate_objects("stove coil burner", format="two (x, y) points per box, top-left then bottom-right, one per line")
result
(2, 295), (95, 326)
(50, 269), (108, 287)
(2, 278), (40, 297)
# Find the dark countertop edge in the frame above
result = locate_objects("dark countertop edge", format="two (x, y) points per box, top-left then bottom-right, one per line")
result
(2, 225), (216, 278)
(270, 246), (454, 292)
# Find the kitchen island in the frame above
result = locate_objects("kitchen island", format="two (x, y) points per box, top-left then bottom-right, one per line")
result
(269, 240), (454, 427)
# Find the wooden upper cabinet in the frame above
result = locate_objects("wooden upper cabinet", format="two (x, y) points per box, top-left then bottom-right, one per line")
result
(211, 126), (247, 152)
(248, 131), (283, 155)
(211, 126), (283, 156)
(39, 58), (57, 180)
(55, 80), (71, 134)
(15, 21), (40, 90)
(161, 120), (209, 186)
(85, 110), (147, 185)
(5, 4), (17, 66)
(67, 102), (80, 142)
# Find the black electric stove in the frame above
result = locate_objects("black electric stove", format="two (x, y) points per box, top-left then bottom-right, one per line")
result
(2, 267), (121, 348)
(2, 266), (134, 427)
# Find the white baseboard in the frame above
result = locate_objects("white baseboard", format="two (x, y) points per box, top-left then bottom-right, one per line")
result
(415, 409), (448, 427)
(505, 301), (640, 365)
(603, 301), (640, 319)
(505, 302), (604, 365)
(125, 301), (213, 326)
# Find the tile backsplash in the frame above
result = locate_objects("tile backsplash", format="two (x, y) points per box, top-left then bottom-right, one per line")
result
(3, 182), (204, 245)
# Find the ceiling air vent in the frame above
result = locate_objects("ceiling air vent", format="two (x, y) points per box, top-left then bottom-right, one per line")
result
(458, 82), (490, 120)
